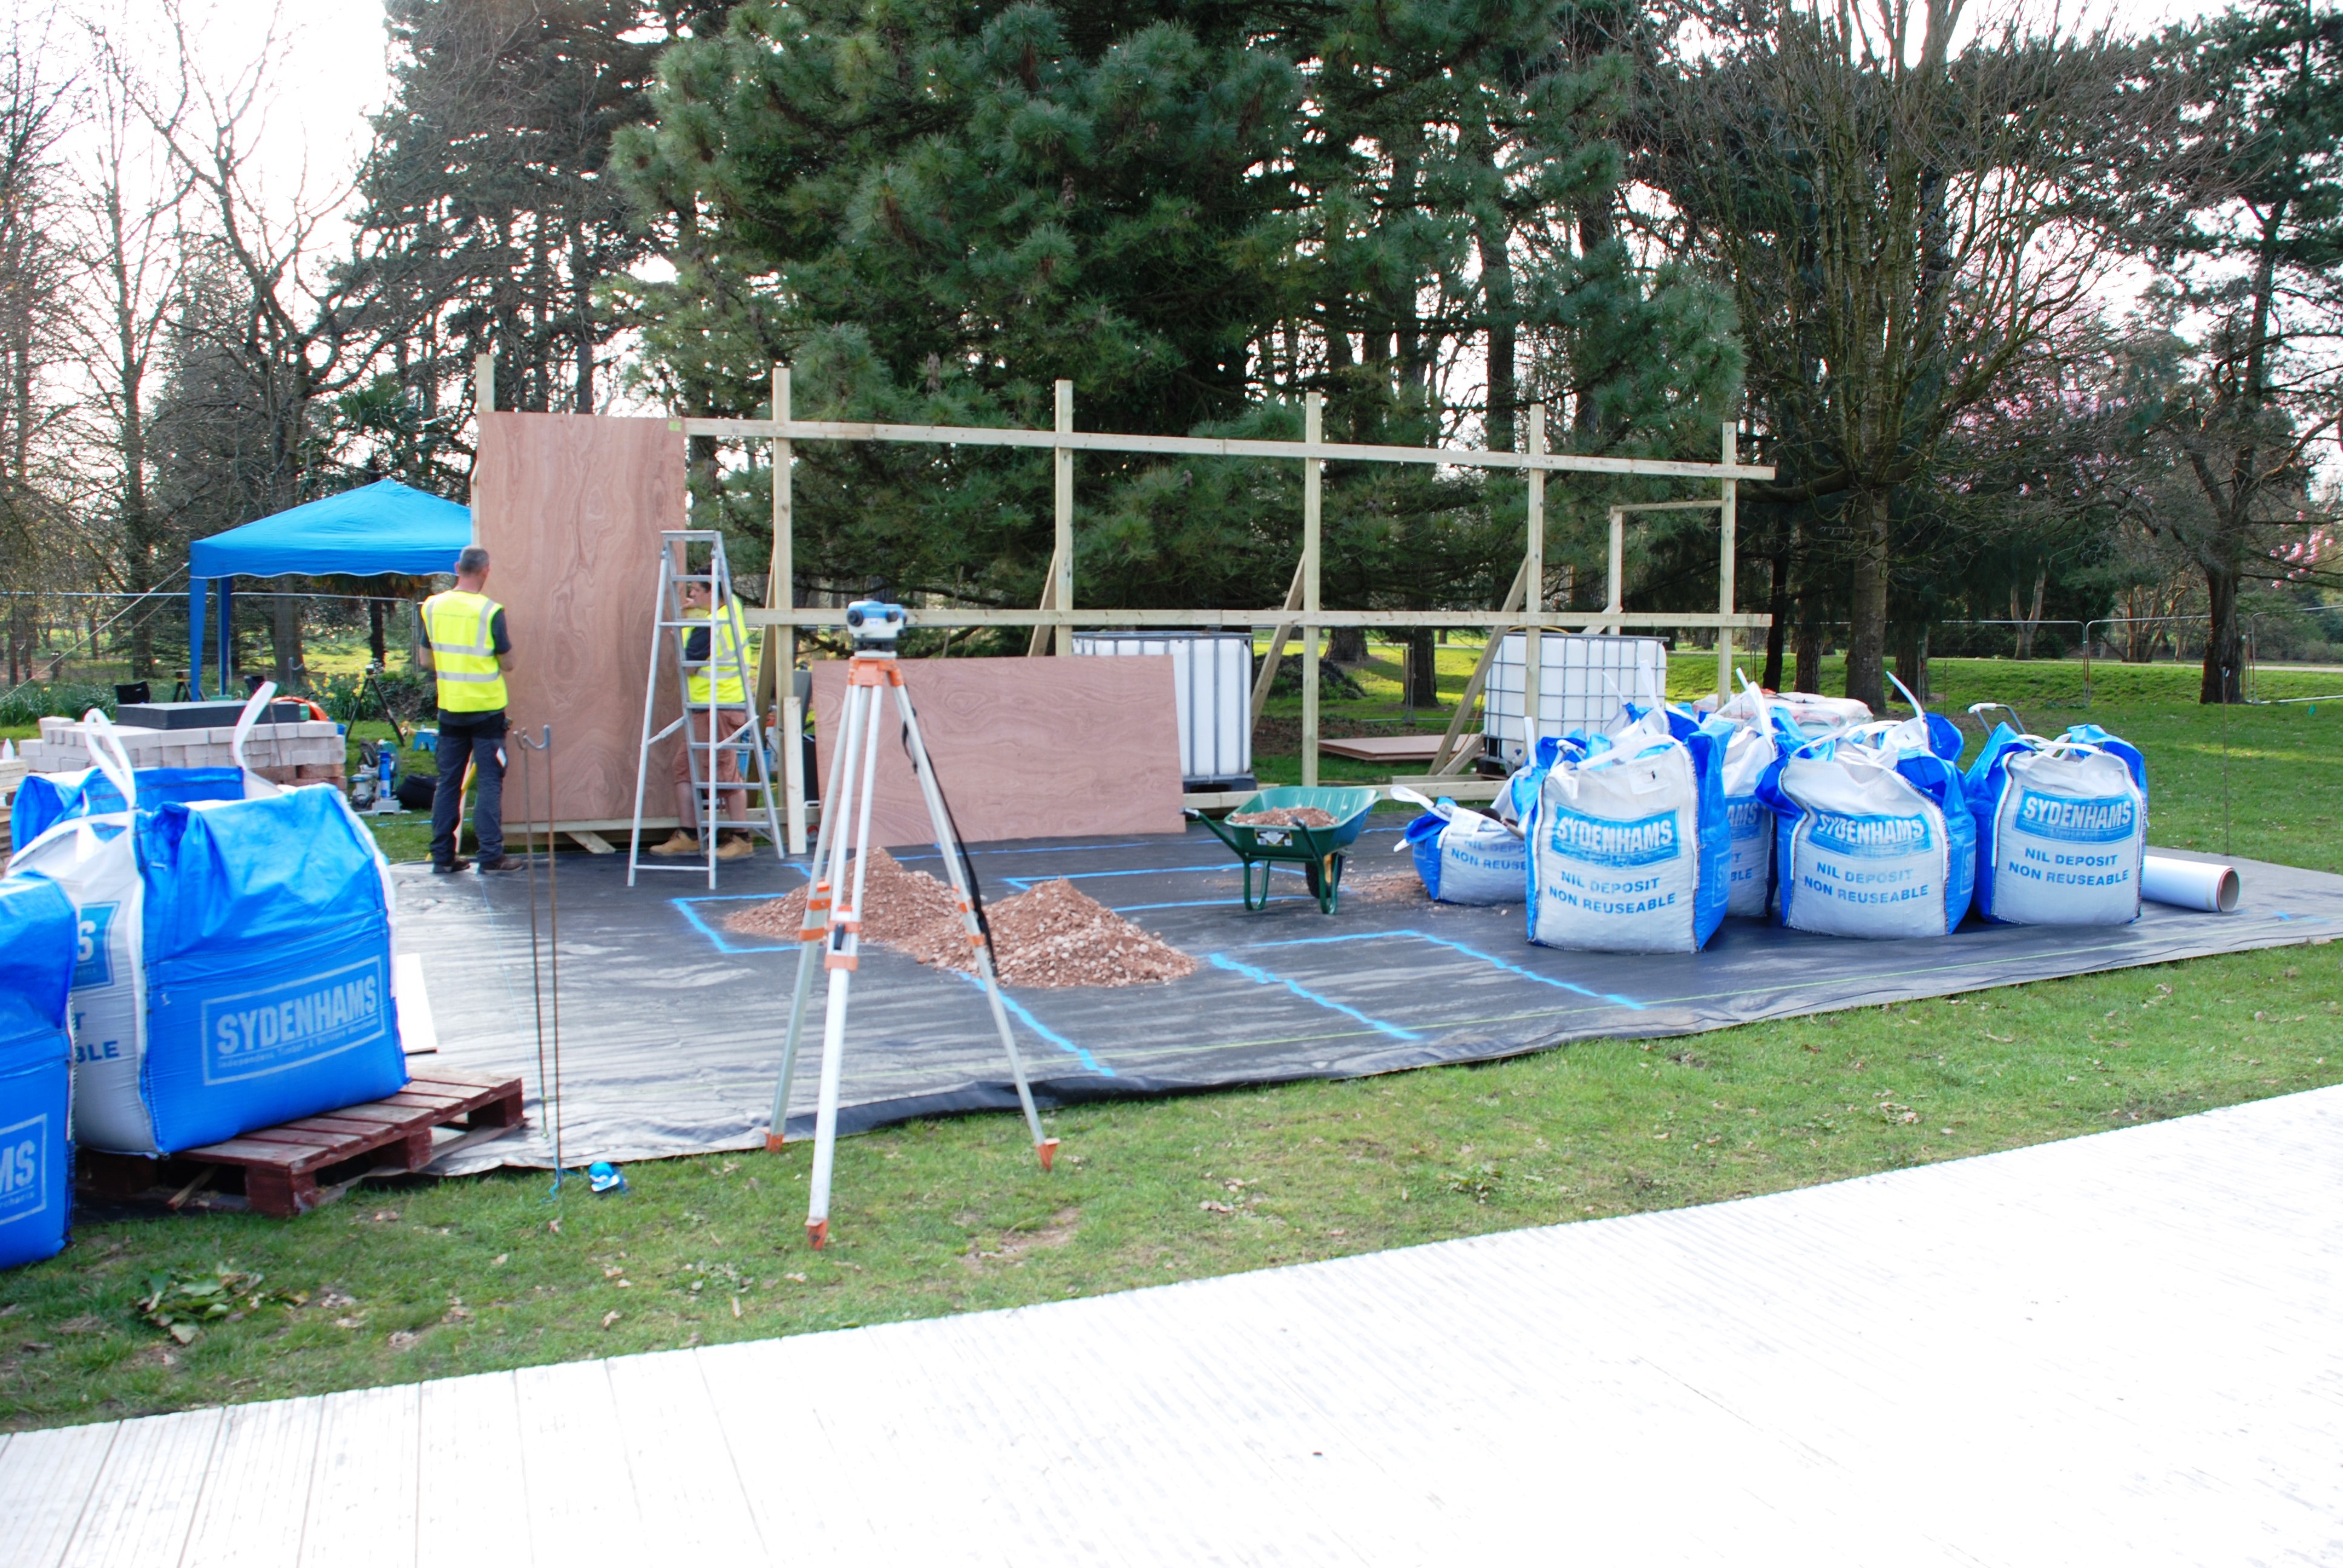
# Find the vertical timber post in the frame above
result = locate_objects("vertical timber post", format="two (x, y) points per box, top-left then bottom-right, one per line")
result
(1301, 391), (1323, 788)
(1054, 381), (1073, 656)
(771, 365), (806, 853)
(1606, 506), (1626, 631)
(1717, 420), (1738, 704)
(1524, 401), (1545, 757)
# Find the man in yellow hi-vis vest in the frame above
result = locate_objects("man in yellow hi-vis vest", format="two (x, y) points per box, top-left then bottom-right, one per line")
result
(418, 546), (522, 874)
(650, 575), (760, 861)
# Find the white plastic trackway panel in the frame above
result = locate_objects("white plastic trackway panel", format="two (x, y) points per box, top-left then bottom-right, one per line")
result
(1070, 631), (1253, 786)
(1483, 632), (1668, 764)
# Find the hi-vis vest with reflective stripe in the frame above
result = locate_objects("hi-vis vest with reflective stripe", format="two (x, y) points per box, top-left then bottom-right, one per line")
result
(422, 590), (507, 712)
(686, 599), (757, 705)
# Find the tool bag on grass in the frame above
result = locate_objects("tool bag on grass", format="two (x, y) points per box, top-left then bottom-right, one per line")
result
(1524, 709), (1727, 953)
(1758, 704), (1975, 939)
(1965, 722), (2147, 926)
(1392, 788), (1527, 906)
(0, 874), (75, 1270)
(10, 719), (405, 1155)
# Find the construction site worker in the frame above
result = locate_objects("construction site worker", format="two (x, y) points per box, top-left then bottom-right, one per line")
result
(418, 546), (522, 874)
(651, 575), (759, 861)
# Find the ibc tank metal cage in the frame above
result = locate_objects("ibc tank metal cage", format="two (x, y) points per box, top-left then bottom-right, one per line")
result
(1482, 633), (1669, 767)
(1069, 632), (1255, 792)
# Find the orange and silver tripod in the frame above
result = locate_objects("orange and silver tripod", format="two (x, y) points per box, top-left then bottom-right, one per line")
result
(765, 600), (1056, 1247)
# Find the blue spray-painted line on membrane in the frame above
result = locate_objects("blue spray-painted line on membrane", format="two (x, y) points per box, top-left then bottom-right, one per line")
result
(947, 969), (1115, 1076)
(1205, 952), (1424, 1042)
(1231, 929), (1647, 1011)
(672, 896), (803, 956)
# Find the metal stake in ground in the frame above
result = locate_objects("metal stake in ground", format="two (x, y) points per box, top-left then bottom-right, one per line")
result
(765, 598), (1057, 1247)
(513, 725), (566, 1183)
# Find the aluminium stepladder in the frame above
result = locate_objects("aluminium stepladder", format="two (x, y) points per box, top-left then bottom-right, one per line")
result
(764, 598), (1058, 1247)
(626, 531), (785, 889)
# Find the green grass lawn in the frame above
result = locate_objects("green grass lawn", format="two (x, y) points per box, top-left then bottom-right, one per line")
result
(2, 648), (2339, 1431)
(5, 944), (2335, 1429)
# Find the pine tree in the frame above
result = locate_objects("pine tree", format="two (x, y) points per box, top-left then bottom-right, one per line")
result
(613, 0), (1742, 627)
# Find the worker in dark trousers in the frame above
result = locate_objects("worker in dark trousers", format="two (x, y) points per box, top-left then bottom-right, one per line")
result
(419, 546), (523, 874)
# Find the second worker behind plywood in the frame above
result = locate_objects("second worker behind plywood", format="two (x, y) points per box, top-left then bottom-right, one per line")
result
(650, 574), (758, 861)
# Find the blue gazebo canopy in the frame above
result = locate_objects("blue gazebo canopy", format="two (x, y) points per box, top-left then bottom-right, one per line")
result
(187, 480), (473, 697)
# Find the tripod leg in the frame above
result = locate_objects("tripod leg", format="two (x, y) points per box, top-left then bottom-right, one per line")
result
(890, 682), (1058, 1169)
(805, 673), (887, 1247)
(771, 679), (859, 1149)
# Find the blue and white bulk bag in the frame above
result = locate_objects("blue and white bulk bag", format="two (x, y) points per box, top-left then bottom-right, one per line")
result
(10, 721), (404, 1154)
(129, 787), (407, 1153)
(1665, 704), (1781, 920)
(1759, 717), (1975, 939)
(0, 874), (76, 1270)
(10, 814), (154, 1151)
(1525, 710), (1726, 953)
(1392, 788), (1527, 905)
(1965, 724), (2147, 926)
(13, 765), (247, 847)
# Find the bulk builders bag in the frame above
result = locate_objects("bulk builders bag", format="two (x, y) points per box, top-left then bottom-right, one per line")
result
(0, 875), (76, 1270)
(1525, 711), (1727, 953)
(10, 777), (405, 1156)
(13, 764), (248, 846)
(1393, 788), (1527, 906)
(1759, 711), (1975, 939)
(1663, 705), (1781, 920)
(1966, 722), (2147, 926)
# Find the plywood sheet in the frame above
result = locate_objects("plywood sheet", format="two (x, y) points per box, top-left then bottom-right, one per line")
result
(810, 656), (1182, 846)
(471, 412), (686, 828)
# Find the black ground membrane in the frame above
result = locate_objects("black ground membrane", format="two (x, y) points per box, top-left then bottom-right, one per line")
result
(394, 825), (2343, 1172)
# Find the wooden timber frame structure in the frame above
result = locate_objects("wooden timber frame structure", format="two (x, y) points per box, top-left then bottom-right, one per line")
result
(696, 367), (1774, 853)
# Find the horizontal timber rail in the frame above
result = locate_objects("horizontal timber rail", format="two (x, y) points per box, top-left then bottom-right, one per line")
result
(745, 607), (1772, 631)
(680, 415), (1772, 484)
(655, 361), (1767, 845)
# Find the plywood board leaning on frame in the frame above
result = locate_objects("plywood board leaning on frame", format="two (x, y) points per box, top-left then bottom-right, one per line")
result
(810, 656), (1184, 846)
(472, 412), (687, 829)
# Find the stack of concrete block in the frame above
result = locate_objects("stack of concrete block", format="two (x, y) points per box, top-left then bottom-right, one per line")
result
(0, 753), (26, 854)
(21, 716), (347, 788)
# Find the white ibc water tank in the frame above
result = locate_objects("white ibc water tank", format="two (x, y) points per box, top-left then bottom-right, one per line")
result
(1483, 633), (1669, 766)
(1070, 632), (1255, 791)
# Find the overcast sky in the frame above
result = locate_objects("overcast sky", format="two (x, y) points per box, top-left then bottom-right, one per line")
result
(194, 0), (2235, 247)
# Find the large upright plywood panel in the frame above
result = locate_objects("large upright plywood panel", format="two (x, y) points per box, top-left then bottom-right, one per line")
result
(472, 413), (686, 828)
(811, 656), (1184, 846)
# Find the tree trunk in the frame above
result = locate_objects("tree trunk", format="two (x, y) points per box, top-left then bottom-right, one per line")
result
(1761, 547), (1789, 691)
(1893, 622), (1928, 702)
(1794, 602), (1823, 695)
(1844, 489), (1890, 711)
(367, 597), (388, 668)
(1405, 627), (1438, 707)
(270, 593), (303, 689)
(2200, 563), (2243, 704)
(1326, 626), (1366, 664)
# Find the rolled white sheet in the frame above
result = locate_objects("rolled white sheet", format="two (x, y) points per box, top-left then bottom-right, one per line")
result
(2142, 855), (2241, 913)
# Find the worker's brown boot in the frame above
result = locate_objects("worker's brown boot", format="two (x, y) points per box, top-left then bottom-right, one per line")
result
(649, 831), (701, 857)
(716, 834), (756, 861)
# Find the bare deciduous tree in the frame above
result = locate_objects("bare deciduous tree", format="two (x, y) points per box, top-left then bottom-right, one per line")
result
(1643, 0), (2164, 708)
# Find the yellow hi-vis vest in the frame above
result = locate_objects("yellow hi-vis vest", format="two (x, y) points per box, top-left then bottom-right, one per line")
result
(421, 590), (508, 712)
(686, 599), (757, 705)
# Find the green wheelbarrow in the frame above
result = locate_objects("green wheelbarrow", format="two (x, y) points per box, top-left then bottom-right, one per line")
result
(1187, 786), (1380, 914)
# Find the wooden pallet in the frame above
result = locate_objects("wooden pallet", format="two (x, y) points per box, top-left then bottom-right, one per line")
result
(79, 1071), (526, 1217)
